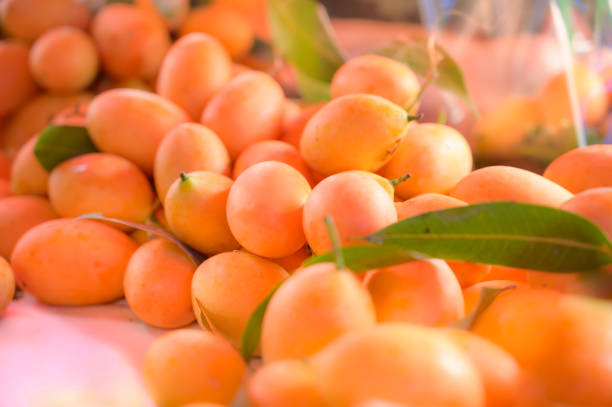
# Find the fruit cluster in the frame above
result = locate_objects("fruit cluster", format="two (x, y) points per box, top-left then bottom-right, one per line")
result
(1, 1), (612, 407)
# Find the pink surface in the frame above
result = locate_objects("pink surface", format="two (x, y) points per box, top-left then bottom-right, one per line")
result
(0, 294), (194, 407)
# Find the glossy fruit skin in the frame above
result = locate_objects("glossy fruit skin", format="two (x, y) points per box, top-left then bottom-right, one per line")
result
(10, 136), (48, 196)
(560, 187), (612, 238)
(0, 256), (15, 315)
(300, 94), (409, 176)
(11, 219), (137, 305)
(157, 33), (232, 120)
(91, 4), (170, 80)
(261, 263), (376, 363)
(154, 123), (231, 202)
(143, 329), (246, 407)
(331, 54), (420, 111)
(450, 165), (573, 207)
(0, 41), (37, 117)
(191, 251), (288, 348)
(227, 161), (311, 258)
(48, 153), (155, 224)
(395, 193), (467, 221)
(311, 323), (485, 407)
(281, 103), (325, 149)
(164, 171), (240, 255)
(123, 239), (196, 328)
(0, 196), (57, 259)
(87, 89), (190, 174)
(302, 171), (397, 254)
(364, 259), (464, 326)
(29, 27), (99, 93)
(201, 71), (286, 159)
(1, 0), (91, 42)
(378, 123), (473, 199)
(543, 144), (612, 193)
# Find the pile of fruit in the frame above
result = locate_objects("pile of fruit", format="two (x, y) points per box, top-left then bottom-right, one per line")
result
(1, 0), (612, 406)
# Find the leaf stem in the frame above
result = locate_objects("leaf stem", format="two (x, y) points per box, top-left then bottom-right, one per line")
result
(324, 215), (345, 270)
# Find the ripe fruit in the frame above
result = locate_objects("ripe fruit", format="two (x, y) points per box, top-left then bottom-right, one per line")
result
(10, 136), (48, 196)
(227, 162), (311, 258)
(269, 245), (312, 273)
(379, 123), (473, 199)
(91, 4), (170, 80)
(311, 323), (485, 407)
(29, 27), (99, 93)
(302, 171), (397, 254)
(180, 4), (254, 60)
(154, 123), (231, 202)
(143, 329), (246, 407)
(0, 196), (57, 259)
(201, 71), (286, 159)
(1, 0), (91, 42)
(543, 144), (612, 193)
(124, 239), (195, 328)
(191, 251), (288, 348)
(395, 193), (467, 221)
(11, 219), (137, 305)
(247, 359), (327, 407)
(281, 102), (325, 148)
(463, 280), (525, 315)
(157, 33), (232, 120)
(232, 140), (314, 185)
(450, 165), (573, 206)
(364, 259), (464, 326)
(164, 171), (239, 255)
(261, 262), (376, 362)
(300, 94), (409, 175)
(0, 41), (36, 117)
(560, 187), (612, 238)
(0, 180), (10, 198)
(48, 153), (155, 224)
(87, 89), (190, 174)
(0, 256), (15, 315)
(331, 54), (420, 111)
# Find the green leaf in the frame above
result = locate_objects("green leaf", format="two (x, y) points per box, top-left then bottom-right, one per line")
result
(376, 38), (475, 114)
(294, 69), (332, 103)
(76, 212), (206, 266)
(240, 282), (282, 362)
(304, 244), (424, 273)
(453, 286), (516, 330)
(365, 202), (612, 273)
(34, 125), (98, 172)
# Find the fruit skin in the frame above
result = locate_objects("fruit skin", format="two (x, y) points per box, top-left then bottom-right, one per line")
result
(261, 263), (376, 363)
(124, 239), (195, 328)
(543, 144), (612, 193)
(48, 153), (155, 224)
(164, 171), (240, 255)
(463, 280), (526, 315)
(227, 161), (311, 258)
(364, 259), (464, 326)
(143, 329), (246, 407)
(0, 256), (15, 315)
(0, 196), (57, 259)
(154, 123), (231, 202)
(311, 323), (485, 407)
(29, 27), (99, 93)
(1, 0), (91, 42)
(331, 54), (420, 111)
(450, 165), (573, 207)
(10, 136), (48, 196)
(233, 140), (314, 185)
(0, 180), (10, 198)
(268, 245), (312, 274)
(395, 193), (467, 221)
(0, 150), (10, 181)
(11, 219), (137, 306)
(201, 71), (286, 159)
(87, 88), (190, 174)
(379, 123), (473, 199)
(157, 33), (232, 120)
(302, 171), (397, 254)
(91, 4), (170, 80)
(281, 102), (325, 149)
(472, 288), (612, 406)
(560, 187), (612, 238)
(180, 3), (254, 60)
(300, 94), (409, 176)
(0, 40), (37, 117)
(191, 251), (288, 349)
(247, 359), (328, 407)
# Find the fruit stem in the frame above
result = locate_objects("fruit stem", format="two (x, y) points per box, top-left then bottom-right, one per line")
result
(390, 173), (411, 187)
(324, 215), (345, 270)
(180, 172), (189, 182)
(406, 113), (423, 122)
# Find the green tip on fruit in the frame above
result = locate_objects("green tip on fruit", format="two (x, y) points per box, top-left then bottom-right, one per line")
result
(180, 172), (189, 183)
(407, 113), (423, 122)
(390, 173), (411, 187)
(324, 215), (345, 271)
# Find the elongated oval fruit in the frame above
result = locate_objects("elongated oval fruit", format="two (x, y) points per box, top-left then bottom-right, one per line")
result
(300, 94), (410, 176)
